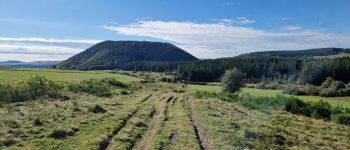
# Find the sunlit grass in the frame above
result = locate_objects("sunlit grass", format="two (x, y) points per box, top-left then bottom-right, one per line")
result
(0, 68), (140, 83)
(188, 84), (350, 108)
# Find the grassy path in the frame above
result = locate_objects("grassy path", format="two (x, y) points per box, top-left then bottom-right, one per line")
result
(186, 98), (214, 150)
(136, 96), (166, 150)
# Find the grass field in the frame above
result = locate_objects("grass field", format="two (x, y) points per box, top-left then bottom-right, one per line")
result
(1, 69), (350, 149)
(0, 68), (140, 83)
(188, 84), (350, 108)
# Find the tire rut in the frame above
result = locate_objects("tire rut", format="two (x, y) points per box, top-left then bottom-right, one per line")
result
(137, 107), (163, 150)
(187, 98), (214, 150)
(98, 107), (139, 150)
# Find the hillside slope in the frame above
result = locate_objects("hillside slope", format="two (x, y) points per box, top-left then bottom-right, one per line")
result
(238, 48), (350, 57)
(57, 41), (198, 70)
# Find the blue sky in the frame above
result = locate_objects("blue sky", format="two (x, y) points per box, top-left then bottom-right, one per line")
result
(1, 0), (350, 61)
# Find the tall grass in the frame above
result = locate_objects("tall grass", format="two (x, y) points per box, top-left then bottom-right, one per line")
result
(0, 76), (65, 103)
(194, 91), (350, 125)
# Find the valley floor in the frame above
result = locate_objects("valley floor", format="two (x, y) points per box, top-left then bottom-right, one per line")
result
(1, 69), (350, 149)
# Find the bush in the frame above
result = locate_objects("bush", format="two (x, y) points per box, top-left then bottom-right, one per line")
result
(255, 82), (282, 90)
(299, 84), (319, 95)
(69, 80), (112, 97)
(0, 84), (29, 103)
(255, 82), (268, 89)
(101, 78), (127, 88)
(319, 88), (338, 97)
(120, 90), (129, 95)
(335, 114), (350, 125)
(285, 99), (332, 120)
(49, 128), (69, 139)
(33, 118), (43, 126)
(49, 128), (76, 139)
(319, 77), (347, 97)
(221, 68), (243, 93)
(282, 85), (301, 95)
(1, 139), (17, 147)
(237, 95), (291, 112)
(0, 76), (66, 104)
(88, 104), (107, 113)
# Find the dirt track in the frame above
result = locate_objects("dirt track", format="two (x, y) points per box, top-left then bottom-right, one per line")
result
(187, 98), (214, 150)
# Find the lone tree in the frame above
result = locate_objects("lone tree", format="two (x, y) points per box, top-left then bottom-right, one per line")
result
(221, 68), (243, 93)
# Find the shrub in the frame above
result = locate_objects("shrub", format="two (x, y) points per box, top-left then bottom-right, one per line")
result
(49, 128), (69, 139)
(299, 84), (319, 95)
(282, 85), (301, 95)
(27, 76), (48, 99)
(311, 101), (332, 120)
(88, 104), (107, 113)
(237, 95), (291, 112)
(255, 82), (268, 89)
(120, 90), (129, 95)
(0, 76), (65, 103)
(49, 127), (77, 139)
(1, 139), (17, 147)
(319, 88), (338, 97)
(102, 78), (127, 88)
(160, 77), (167, 82)
(0, 84), (29, 103)
(221, 68), (243, 93)
(335, 114), (350, 125)
(285, 99), (332, 120)
(33, 118), (43, 126)
(69, 80), (112, 97)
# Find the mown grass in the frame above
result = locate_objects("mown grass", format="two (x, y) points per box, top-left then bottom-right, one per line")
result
(0, 87), (149, 149)
(193, 98), (350, 149)
(0, 68), (140, 83)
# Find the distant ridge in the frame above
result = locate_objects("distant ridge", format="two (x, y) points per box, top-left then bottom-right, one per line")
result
(0, 61), (59, 68)
(0, 65), (9, 70)
(238, 48), (350, 57)
(57, 41), (198, 70)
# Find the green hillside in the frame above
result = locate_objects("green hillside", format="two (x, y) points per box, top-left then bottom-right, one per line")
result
(57, 41), (198, 70)
(239, 48), (350, 57)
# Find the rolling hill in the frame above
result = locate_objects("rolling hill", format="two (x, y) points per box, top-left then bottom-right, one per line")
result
(57, 41), (198, 70)
(238, 48), (350, 57)
(0, 61), (59, 68)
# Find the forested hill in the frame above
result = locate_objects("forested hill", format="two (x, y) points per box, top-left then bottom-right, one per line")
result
(57, 41), (198, 70)
(238, 48), (350, 57)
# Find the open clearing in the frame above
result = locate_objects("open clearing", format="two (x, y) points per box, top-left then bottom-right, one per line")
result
(1, 69), (350, 149)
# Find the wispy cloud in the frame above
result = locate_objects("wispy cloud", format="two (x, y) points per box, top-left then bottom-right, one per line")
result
(218, 17), (255, 25)
(282, 25), (303, 31)
(103, 20), (350, 58)
(0, 37), (100, 62)
(220, 1), (235, 7)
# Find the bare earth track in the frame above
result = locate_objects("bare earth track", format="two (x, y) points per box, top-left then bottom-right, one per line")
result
(187, 98), (214, 150)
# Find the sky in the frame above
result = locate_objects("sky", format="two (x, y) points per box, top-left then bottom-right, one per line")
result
(1, 0), (350, 61)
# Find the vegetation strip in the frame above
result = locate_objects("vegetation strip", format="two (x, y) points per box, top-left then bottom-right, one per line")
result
(186, 98), (213, 150)
(98, 108), (140, 150)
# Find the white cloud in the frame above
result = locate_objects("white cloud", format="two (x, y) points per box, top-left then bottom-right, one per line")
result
(0, 37), (100, 62)
(103, 20), (350, 58)
(282, 25), (303, 31)
(219, 17), (255, 25)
